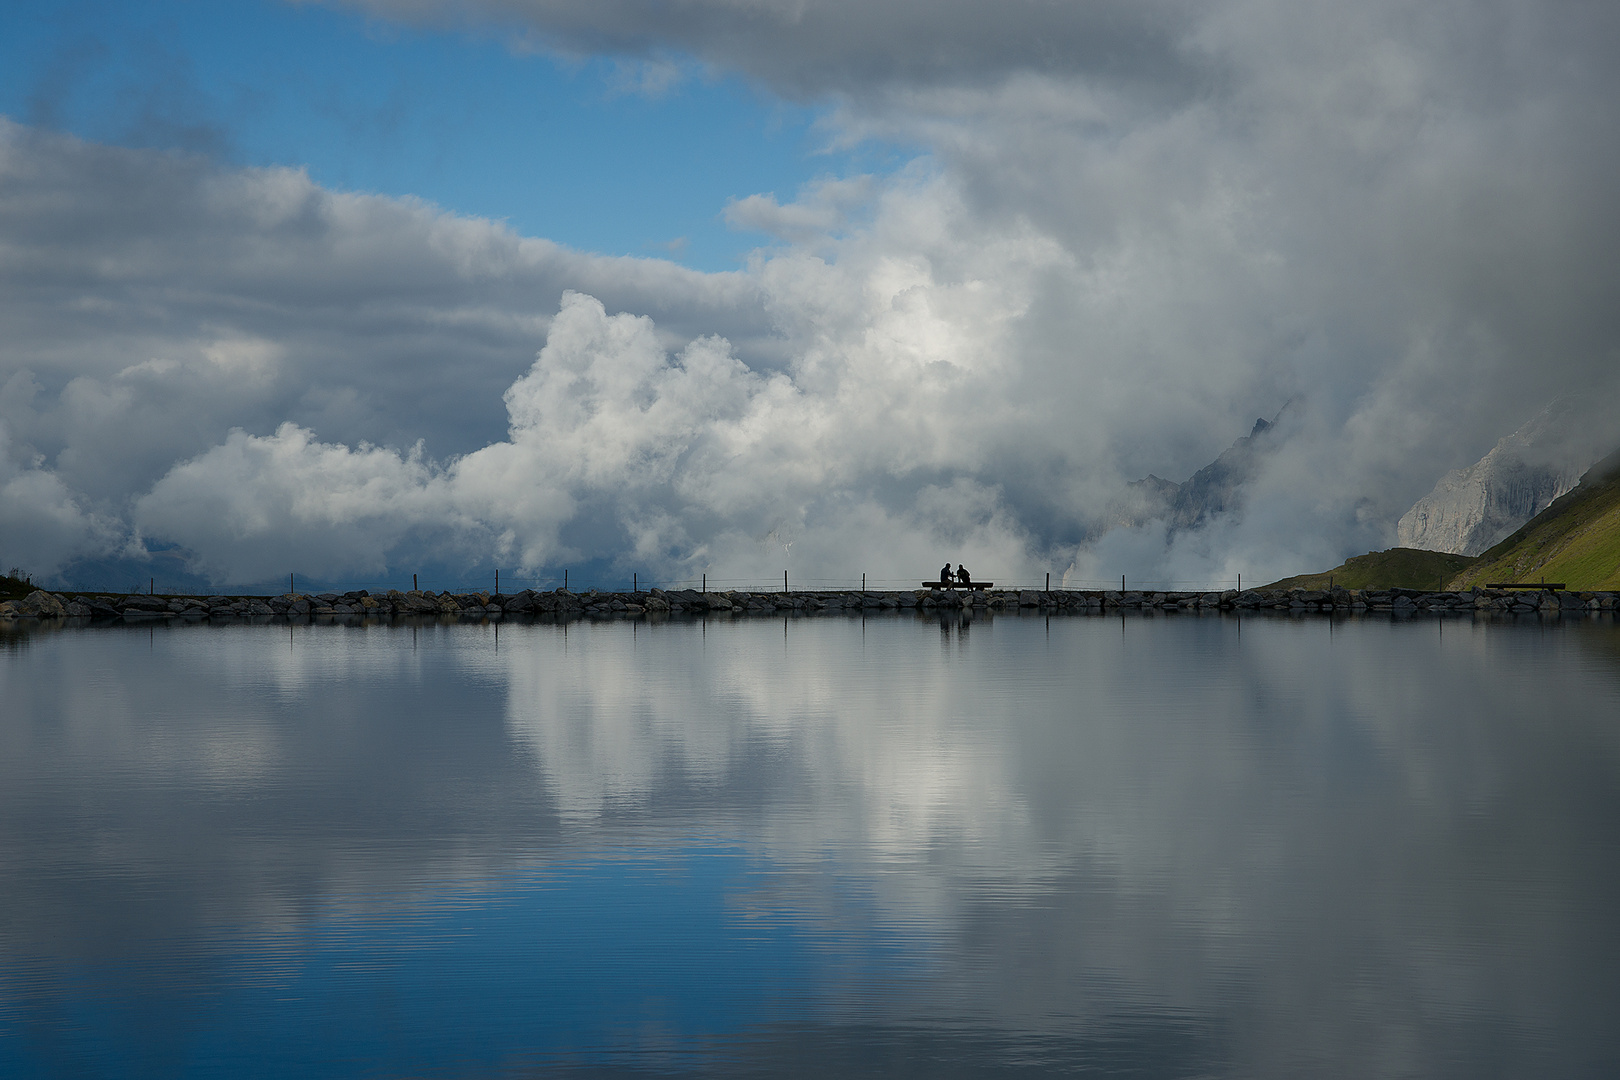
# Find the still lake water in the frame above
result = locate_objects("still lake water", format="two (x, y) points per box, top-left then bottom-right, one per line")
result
(2, 611), (1618, 1079)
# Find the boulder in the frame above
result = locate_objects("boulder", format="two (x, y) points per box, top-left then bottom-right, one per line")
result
(21, 591), (67, 617)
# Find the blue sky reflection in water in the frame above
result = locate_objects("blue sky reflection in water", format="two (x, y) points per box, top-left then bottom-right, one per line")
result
(1, 613), (1618, 1077)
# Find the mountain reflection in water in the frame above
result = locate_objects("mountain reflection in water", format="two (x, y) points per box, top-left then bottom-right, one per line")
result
(1, 613), (1617, 1078)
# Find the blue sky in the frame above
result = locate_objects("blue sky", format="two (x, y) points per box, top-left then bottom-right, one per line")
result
(0, 0), (902, 270)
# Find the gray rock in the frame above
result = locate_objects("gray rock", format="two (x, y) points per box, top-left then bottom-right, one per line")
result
(1397, 400), (1604, 555)
(20, 591), (68, 617)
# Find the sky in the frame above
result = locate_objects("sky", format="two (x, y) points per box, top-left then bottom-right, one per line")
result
(2, 0), (1619, 591)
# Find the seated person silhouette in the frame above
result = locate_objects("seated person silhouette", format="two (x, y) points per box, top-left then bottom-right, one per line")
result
(939, 562), (953, 586)
(956, 564), (972, 586)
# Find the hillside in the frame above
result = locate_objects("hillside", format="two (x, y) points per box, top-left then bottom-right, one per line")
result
(1263, 548), (1478, 591)
(1396, 400), (1601, 556)
(1446, 446), (1620, 589)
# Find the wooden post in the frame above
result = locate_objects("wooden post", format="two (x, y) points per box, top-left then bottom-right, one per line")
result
(1121, 574), (1125, 591)
(1237, 573), (1241, 592)
(564, 569), (568, 590)
(289, 573), (293, 595)
(862, 573), (866, 591)
(634, 573), (638, 593)
(151, 577), (154, 596)
(1046, 572), (1050, 592)
(702, 573), (706, 593)
(495, 568), (499, 595)
(783, 570), (789, 594)
(413, 573), (417, 591)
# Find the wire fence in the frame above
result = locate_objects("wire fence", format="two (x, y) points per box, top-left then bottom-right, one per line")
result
(49, 570), (1253, 598)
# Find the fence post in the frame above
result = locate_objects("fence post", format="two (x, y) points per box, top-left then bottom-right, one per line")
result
(495, 568), (499, 595)
(413, 573), (417, 591)
(564, 569), (568, 591)
(634, 573), (637, 593)
(783, 570), (789, 594)
(1237, 573), (1241, 592)
(1121, 574), (1125, 591)
(862, 573), (866, 591)
(1046, 572), (1050, 592)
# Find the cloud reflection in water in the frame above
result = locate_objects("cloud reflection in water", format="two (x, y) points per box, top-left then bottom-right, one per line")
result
(1, 613), (1617, 1077)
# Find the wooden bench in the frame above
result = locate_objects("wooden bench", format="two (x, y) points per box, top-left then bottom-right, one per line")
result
(922, 581), (993, 590)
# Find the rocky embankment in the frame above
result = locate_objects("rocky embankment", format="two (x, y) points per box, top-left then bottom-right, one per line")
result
(2, 585), (1617, 621)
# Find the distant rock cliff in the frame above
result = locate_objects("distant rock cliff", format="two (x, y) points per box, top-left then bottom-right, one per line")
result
(1168, 416), (1281, 531)
(1397, 402), (1601, 556)
(1108, 412), (1289, 533)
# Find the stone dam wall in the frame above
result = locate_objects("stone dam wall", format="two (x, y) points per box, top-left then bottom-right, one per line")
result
(3, 585), (1617, 621)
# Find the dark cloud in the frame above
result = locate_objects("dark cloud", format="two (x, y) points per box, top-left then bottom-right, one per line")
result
(323, 0), (1207, 100)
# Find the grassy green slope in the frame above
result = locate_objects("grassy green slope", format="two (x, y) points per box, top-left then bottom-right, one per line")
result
(1264, 548), (1478, 591)
(1447, 447), (1620, 590)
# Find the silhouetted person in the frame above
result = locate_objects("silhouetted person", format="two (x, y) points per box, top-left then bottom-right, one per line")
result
(939, 562), (953, 585)
(956, 564), (971, 585)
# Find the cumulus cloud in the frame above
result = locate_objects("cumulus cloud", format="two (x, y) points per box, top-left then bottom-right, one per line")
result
(133, 423), (449, 583)
(0, 420), (123, 577)
(7, 0), (1620, 585)
(133, 289), (1043, 584)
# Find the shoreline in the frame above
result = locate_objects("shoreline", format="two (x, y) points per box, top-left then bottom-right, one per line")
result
(2, 585), (1616, 622)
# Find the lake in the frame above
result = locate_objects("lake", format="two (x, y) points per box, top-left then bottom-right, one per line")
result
(2, 611), (1618, 1078)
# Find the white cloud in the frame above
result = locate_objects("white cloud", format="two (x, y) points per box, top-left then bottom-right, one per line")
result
(0, 420), (123, 577)
(7, 0), (1620, 585)
(133, 423), (448, 583)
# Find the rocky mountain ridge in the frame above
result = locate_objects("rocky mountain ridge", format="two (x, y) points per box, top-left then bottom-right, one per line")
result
(1110, 411), (1289, 532)
(1397, 401), (1606, 556)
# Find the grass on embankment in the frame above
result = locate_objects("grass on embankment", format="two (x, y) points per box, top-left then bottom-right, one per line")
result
(1263, 548), (1479, 591)
(1446, 447), (1620, 590)
(0, 573), (36, 600)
